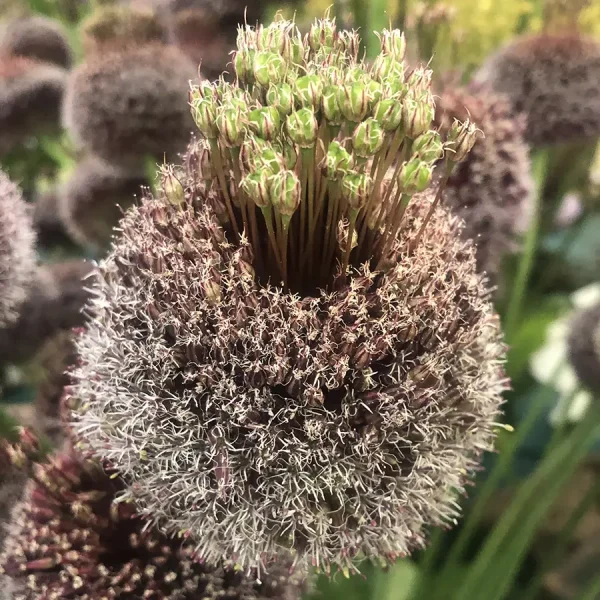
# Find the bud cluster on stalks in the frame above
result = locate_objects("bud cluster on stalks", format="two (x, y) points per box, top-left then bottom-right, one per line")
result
(0, 170), (36, 328)
(69, 16), (507, 575)
(434, 86), (533, 280)
(0, 446), (306, 600)
(63, 44), (196, 168)
(0, 56), (67, 157)
(0, 16), (73, 69)
(568, 302), (600, 394)
(475, 34), (600, 146)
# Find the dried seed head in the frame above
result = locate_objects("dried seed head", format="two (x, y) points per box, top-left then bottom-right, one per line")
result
(0, 447), (306, 599)
(0, 16), (72, 68)
(59, 156), (145, 252)
(0, 170), (36, 328)
(475, 34), (600, 146)
(0, 56), (66, 157)
(63, 44), (196, 167)
(434, 86), (534, 280)
(567, 302), (600, 393)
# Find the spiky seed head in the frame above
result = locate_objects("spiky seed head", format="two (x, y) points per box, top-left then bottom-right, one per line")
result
(0, 170), (36, 328)
(475, 34), (600, 146)
(59, 156), (145, 252)
(63, 44), (195, 167)
(567, 302), (600, 393)
(434, 86), (534, 280)
(0, 16), (72, 68)
(0, 446), (306, 600)
(0, 56), (66, 157)
(80, 4), (168, 55)
(68, 17), (507, 574)
(0, 261), (94, 365)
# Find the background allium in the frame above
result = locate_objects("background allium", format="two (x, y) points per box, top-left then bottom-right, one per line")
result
(0, 447), (305, 600)
(0, 260), (94, 365)
(59, 156), (146, 252)
(567, 301), (600, 394)
(475, 34), (600, 146)
(434, 86), (533, 280)
(0, 56), (66, 157)
(0, 170), (36, 328)
(63, 44), (195, 167)
(69, 18), (506, 574)
(32, 187), (72, 248)
(0, 16), (73, 69)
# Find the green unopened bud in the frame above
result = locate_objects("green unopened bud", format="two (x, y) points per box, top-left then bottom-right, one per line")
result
(341, 171), (373, 210)
(191, 140), (213, 180)
(286, 108), (318, 147)
(233, 47), (255, 83)
(374, 98), (403, 131)
(325, 141), (353, 180)
(352, 118), (384, 158)
(309, 18), (337, 51)
(283, 31), (304, 65)
(248, 106), (281, 141)
(402, 94), (434, 138)
(406, 67), (433, 94)
(253, 51), (287, 86)
(412, 130), (444, 163)
(371, 54), (404, 83)
(191, 98), (218, 138)
(336, 30), (360, 61)
(282, 142), (297, 169)
(256, 147), (286, 174)
(380, 29), (406, 59)
(266, 83), (294, 116)
(161, 167), (185, 205)
(216, 107), (247, 147)
(446, 118), (481, 162)
(295, 74), (323, 109)
(258, 22), (286, 53)
(338, 82), (369, 122)
(366, 80), (383, 106)
(191, 81), (217, 102)
(322, 85), (343, 124)
(241, 171), (270, 208)
(269, 169), (301, 224)
(399, 159), (433, 193)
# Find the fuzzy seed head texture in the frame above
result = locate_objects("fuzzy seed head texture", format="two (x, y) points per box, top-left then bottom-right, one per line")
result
(0, 446), (306, 600)
(474, 34), (600, 146)
(60, 155), (146, 252)
(567, 301), (600, 394)
(0, 56), (67, 157)
(63, 44), (196, 167)
(0, 170), (36, 329)
(0, 16), (73, 69)
(434, 85), (534, 281)
(68, 17), (507, 574)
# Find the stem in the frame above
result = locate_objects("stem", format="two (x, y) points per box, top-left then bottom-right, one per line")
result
(209, 139), (239, 238)
(341, 210), (358, 279)
(260, 206), (284, 282)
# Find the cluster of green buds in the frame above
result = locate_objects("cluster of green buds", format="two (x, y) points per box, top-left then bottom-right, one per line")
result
(187, 14), (478, 292)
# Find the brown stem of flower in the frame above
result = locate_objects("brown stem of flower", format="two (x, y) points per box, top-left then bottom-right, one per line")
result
(260, 205), (285, 282)
(209, 139), (239, 238)
(341, 209), (358, 280)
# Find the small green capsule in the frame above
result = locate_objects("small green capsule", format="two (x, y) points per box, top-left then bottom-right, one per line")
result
(161, 168), (185, 206)
(402, 94), (434, 138)
(253, 51), (287, 86)
(266, 83), (294, 116)
(269, 170), (301, 222)
(248, 106), (281, 141)
(322, 85), (343, 125)
(446, 118), (480, 162)
(295, 74), (323, 109)
(412, 131), (444, 163)
(341, 171), (373, 210)
(352, 118), (385, 158)
(241, 172), (270, 208)
(373, 98), (403, 131)
(286, 108), (318, 147)
(190, 98), (218, 138)
(325, 141), (354, 180)
(338, 82), (369, 122)
(216, 107), (247, 147)
(380, 29), (406, 60)
(308, 18), (337, 51)
(399, 159), (433, 194)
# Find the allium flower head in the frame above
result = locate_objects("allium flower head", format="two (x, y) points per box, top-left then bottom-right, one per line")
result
(0, 446), (305, 600)
(69, 17), (507, 574)
(475, 34), (600, 146)
(568, 301), (600, 394)
(0, 170), (36, 328)
(0, 16), (73, 69)
(60, 156), (146, 252)
(0, 56), (66, 156)
(63, 44), (195, 167)
(434, 86), (533, 280)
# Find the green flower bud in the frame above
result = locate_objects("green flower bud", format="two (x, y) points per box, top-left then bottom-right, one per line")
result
(406, 67), (433, 95)
(240, 136), (269, 170)
(286, 108), (318, 147)
(248, 106), (281, 141)
(233, 47), (255, 84)
(412, 130), (444, 163)
(341, 171), (373, 210)
(446, 118), (481, 162)
(161, 167), (185, 206)
(191, 98), (218, 138)
(269, 169), (301, 223)
(322, 85), (343, 124)
(366, 80), (383, 106)
(256, 147), (286, 174)
(216, 107), (247, 147)
(282, 32), (304, 65)
(338, 82), (369, 122)
(402, 94), (434, 138)
(190, 81), (217, 102)
(241, 171), (270, 208)
(371, 54), (404, 83)
(384, 75), (407, 98)
(282, 142), (297, 169)
(399, 159), (433, 194)
(295, 74), (323, 109)
(352, 118), (385, 158)
(373, 98), (403, 131)
(266, 83), (294, 116)
(309, 18), (337, 51)
(325, 141), (353, 180)
(336, 30), (360, 61)
(258, 23), (286, 53)
(380, 29), (406, 60)
(253, 51), (287, 86)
